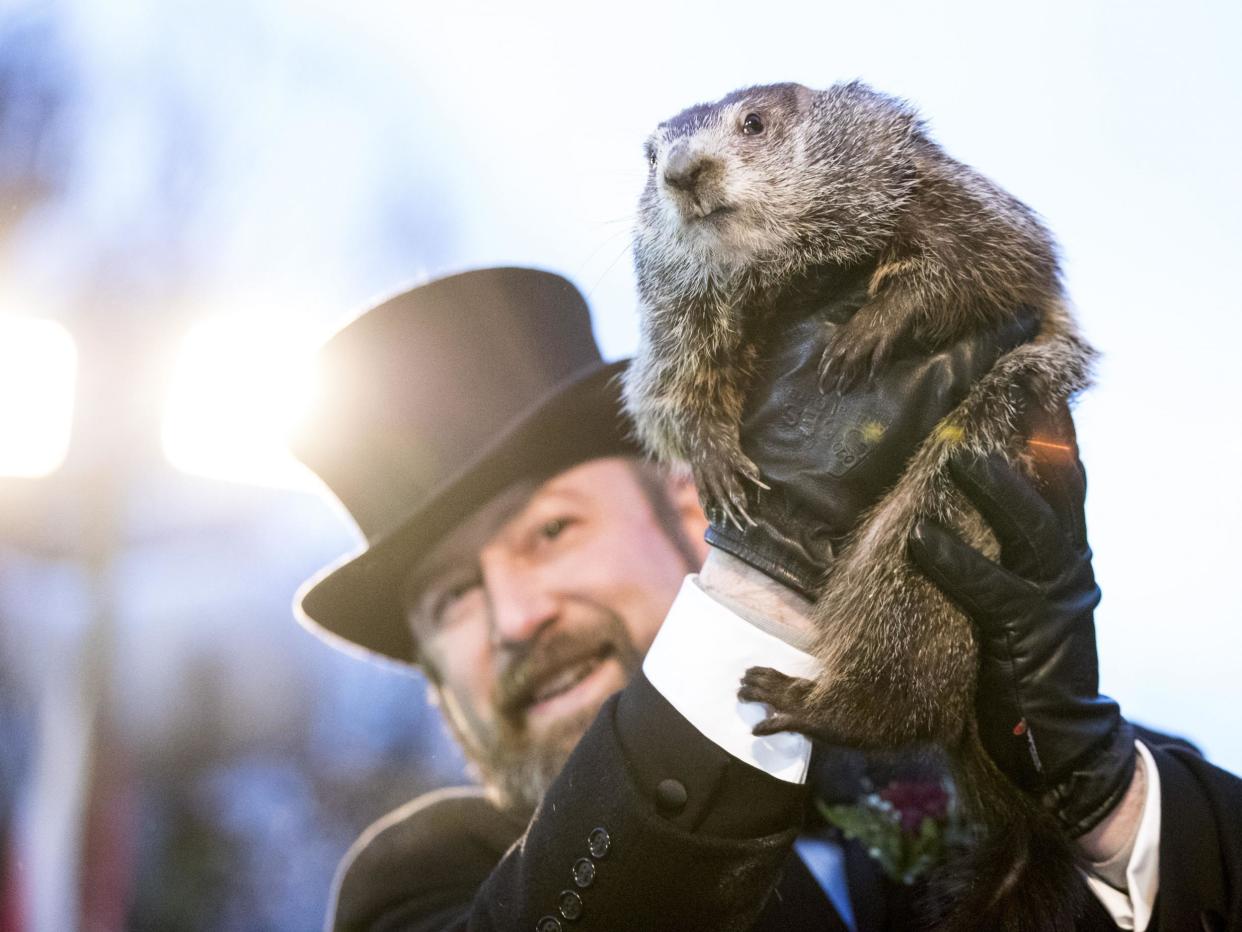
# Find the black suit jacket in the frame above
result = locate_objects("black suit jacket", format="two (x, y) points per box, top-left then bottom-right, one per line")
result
(329, 674), (1242, 932)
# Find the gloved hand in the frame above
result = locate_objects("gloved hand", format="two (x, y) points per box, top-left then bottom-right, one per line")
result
(906, 408), (1136, 837)
(704, 262), (1039, 598)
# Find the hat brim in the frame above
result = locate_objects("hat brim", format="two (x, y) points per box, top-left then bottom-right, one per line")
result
(295, 359), (637, 668)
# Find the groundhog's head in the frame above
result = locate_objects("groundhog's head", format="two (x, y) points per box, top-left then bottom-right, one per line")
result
(636, 81), (923, 282)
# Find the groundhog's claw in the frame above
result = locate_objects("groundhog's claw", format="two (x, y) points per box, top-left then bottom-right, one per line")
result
(818, 317), (899, 394)
(693, 452), (767, 531)
(704, 470), (754, 531)
(737, 455), (770, 492)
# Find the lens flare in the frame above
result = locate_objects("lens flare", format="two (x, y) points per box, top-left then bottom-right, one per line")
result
(162, 317), (321, 489)
(0, 316), (77, 478)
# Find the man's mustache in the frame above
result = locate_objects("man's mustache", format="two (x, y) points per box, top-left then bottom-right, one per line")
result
(493, 629), (615, 722)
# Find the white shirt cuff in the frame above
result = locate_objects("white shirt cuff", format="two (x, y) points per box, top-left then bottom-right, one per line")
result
(1083, 740), (1162, 931)
(642, 575), (819, 783)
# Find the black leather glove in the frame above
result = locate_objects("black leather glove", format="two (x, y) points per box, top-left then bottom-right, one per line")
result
(906, 417), (1136, 838)
(704, 261), (1039, 597)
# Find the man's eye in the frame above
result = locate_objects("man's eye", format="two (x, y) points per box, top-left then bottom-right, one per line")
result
(540, 518), (570, 541)
(430, 579), (479, 623)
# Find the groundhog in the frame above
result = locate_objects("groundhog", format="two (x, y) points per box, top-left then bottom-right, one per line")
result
(623, 81), (1098, 932)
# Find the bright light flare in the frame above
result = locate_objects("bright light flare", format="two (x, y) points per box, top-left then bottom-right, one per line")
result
(162, 317), (320, 489)
(0, 316), (77, 478)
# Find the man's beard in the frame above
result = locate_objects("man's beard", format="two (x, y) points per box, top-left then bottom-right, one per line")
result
(440, 604), (643, 817)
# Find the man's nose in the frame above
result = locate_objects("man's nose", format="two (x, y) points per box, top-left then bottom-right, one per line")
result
(483, 555), (558, 648)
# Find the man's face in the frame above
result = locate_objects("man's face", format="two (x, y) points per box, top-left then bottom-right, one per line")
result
(403, 457), (707, 813)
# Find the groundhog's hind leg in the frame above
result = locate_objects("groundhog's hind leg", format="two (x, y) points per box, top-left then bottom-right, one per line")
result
(738, 667), (830, 739)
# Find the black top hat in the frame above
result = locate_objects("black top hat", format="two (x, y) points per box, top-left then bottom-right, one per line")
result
(291, 267), (638, 667)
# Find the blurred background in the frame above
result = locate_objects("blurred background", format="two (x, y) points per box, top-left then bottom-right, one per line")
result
(0, 0), (1238, 929)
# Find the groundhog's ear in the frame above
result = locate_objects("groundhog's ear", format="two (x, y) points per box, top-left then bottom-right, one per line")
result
(792, 84), (816, 114)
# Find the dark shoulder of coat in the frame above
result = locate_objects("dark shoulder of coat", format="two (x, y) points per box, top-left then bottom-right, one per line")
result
(329, 786), (525, 932)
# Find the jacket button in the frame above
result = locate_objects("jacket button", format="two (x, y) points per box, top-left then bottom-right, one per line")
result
(572, 857), (596, 888)
(655, 778), (688, 814)
(558, 890), (584, 921)
(536, 917), (562, 932)
(587, 827), (610, 858)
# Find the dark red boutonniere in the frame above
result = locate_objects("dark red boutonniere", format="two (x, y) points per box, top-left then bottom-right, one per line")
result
(817, 779), (966, 885)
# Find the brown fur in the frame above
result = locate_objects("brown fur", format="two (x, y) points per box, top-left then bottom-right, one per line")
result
(624, 81), (1098, 931)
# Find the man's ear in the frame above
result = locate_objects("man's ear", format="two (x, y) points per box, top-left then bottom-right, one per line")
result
(666, 469), (710, 562)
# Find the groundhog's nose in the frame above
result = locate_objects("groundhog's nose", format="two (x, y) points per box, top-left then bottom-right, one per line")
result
(662, 143), (708, 194)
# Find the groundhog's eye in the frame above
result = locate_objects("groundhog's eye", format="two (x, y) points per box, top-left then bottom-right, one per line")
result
(742, 113), (765, 136)
(646, 147), (657, 168)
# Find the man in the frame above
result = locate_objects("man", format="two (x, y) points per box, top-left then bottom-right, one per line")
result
(291, 268), (1240, 931)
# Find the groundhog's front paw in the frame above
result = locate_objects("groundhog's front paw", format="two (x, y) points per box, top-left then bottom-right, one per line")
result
(818, 317), (900, 394)
(739, 666), (819, 737)
(693, 452), (768, 532)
